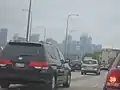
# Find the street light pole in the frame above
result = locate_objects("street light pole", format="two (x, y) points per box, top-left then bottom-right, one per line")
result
(22, 9), (32, 41)
(26, 0), (32, 42)
(44, 28), (46, 41)
(29, 11), (32, 40)
(64, 14), (79, 59)
(64, 15), (70, 59)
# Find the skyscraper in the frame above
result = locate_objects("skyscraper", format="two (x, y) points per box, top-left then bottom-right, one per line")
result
(0, 28), (8, 47)
(80, 34), (92, 55)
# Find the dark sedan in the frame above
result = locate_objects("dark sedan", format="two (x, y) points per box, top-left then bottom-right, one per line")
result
(69, 60), (81, 71)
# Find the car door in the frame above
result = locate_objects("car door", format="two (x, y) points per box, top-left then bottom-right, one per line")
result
(45, 45), (64, 83)
(56, 48), (68, 82)
(52, 47), (65, 82)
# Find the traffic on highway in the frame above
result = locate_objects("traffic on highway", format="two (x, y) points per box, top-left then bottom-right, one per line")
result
(0, 0), (120, 90)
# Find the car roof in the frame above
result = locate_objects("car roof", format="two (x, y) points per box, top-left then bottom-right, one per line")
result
(84, 59), (98, 61)
(8, 41), (52, 46)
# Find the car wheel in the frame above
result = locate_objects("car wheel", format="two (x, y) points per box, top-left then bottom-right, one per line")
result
(98, 72), (100, 75)
(63, 74), (71, 88)
(1, 84), (9, 88)
(81, 72), (84, 75)
(51, 76), (57, 90)
(96, 72), (100, 75)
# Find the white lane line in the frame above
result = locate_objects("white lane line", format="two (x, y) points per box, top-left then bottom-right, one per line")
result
(93, 84), (98, 87)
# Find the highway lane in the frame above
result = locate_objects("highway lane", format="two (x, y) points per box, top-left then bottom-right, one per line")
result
(0, 70), (108, 90)
(60, 70), (108, 90)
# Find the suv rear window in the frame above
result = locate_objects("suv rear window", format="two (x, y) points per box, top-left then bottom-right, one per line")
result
(1, 42), (46, 61)
(83, 60), (98, 64)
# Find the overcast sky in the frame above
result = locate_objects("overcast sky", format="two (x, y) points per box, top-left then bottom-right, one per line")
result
(0, 0), (120, 48)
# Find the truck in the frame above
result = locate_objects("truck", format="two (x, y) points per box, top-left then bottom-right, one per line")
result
(101, 48), (120, 70)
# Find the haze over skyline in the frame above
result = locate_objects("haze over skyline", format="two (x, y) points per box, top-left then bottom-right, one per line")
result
(0, 0), (120, 48)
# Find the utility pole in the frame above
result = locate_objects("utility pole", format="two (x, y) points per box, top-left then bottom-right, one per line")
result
(26, 0), (32, 42)
(64, 14), (79, 59)
(44, 28), (46, 41)
(64, 17), (69, 59)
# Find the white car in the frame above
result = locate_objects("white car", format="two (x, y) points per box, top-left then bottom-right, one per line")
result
(81, 59), (100, 75)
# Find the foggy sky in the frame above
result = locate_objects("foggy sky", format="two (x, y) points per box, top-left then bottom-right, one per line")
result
(0, 0), (120, 48)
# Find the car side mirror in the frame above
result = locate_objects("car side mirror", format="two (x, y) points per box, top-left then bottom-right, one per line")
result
(60, 59), (65, 64)
(66, 60), (70, 63)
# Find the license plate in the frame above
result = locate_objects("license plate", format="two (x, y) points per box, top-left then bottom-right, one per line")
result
(15, 63), (25, 67)
(87, 67), (93, 70)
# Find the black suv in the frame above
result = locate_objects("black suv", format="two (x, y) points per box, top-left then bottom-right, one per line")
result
(0, 41), (71, 89)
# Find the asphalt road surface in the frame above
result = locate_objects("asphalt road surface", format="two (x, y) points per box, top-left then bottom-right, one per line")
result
(0, 70), (108, 90)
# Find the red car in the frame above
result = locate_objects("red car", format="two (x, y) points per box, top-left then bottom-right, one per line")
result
(103, 54), (120, 90)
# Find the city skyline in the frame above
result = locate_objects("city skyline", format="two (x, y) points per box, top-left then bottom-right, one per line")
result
(0, 0), (120, 48)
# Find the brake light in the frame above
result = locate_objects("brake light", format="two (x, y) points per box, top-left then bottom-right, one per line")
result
(109, 76), (116, 83)
(28, 61), (48, 69)
(0, 58), (12, 66)
(106, 68), (120, 87)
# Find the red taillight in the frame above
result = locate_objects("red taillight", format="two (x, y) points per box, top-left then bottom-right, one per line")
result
(28, 61), (48, 69)
(0, 58), (12, 66)
(106, 68), (120, 87)
(109, 76), (117, 83)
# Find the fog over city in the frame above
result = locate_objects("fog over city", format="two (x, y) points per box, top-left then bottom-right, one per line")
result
(0, 0), (120, 48)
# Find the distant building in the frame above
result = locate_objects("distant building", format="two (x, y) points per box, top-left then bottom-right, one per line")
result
(30, 34), (40, 42)
(71, 40), (80, 55)
(0, 28), (8, 47)
(46, 38), (58, 45)
(15, 37), (26, 42)
(92, 44), (102, 52)
(80, 34), (92, 55)
(102, 48), (120, 64)
(12, 33), (26, 42)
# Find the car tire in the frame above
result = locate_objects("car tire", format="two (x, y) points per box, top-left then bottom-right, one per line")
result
(98, 72), (100, 75)
(1, 84), (9, 88)
(81, 72), (84, 75)
(96, 72), (100, 75)
(63, 74), (71, 88)
(51, 76), (57, 90)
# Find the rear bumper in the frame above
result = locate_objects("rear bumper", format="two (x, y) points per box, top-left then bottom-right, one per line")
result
(81, 69), (99, 73)
(103, 85), (120, 90)
(103, 87), (120, 90)
(0, 68), (53, 84)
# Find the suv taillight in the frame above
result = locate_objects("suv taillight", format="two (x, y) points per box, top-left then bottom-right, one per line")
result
(0, 58), (12, 66)
(106, 68), (120, 87)
(28, 61), (48, 69)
